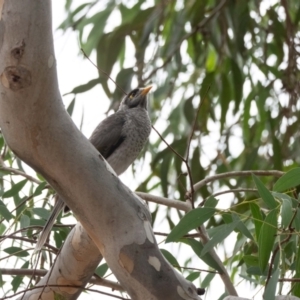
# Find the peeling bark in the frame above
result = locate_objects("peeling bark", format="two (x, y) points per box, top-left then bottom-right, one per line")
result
(0, 1), (201, 299)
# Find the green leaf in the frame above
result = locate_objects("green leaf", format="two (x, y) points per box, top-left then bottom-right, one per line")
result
(273, 168), (300, 192)
(222, 213), (253, 240)
(2, 179), (27, 198)
(201, 218), (240, 256)
(185, 272), (200, 282)
(58, 3), (92, 30)
(32, 208), (50, 220)
(160, 154), (171, 197)
(252, 175), (277, 209)
(201, 272), (215, 289)
(246, 266), (266, 276)
(250, 203), (263, 240)
(67, 78), (100, 95)
(0, 200), (14, 221)
(32, 181), (47, 197)
(293, 208), (300, 232)
(205, 45), (217, 72)
(0, 223), (6, 235)
(30, 218), (46, 226)
(204, 196), (218, 208)
(243, 255), (259, 267)
(293, 245), (300, 296)
(95, 263), (108, 277)
(231, 58), (243, 112)
(166, 207), (215, 242)
(220, 73), (232, 132)
(20, 215), (30, 230)
(80, 5), (115, 56)
(281, 196), (293, 228)
(12, 275), (23, 292)
(4, 246), (29, 257)
(181, 238), (223, 272)
(258, 209), (277, 272)
(264, 268), (279, 300)
(96, 31), (125, 90)
(183, 96), (194, 124)
(160, 249), (181, 271)
(67, 97), (76, 116)
(21, 260), (29, 269)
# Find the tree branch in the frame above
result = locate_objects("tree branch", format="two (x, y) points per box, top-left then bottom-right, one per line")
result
(0, 268), (123, 291)
(0, 164), (42, 184)
(194, 170), (284, 192)
(136, 192), (191, 212)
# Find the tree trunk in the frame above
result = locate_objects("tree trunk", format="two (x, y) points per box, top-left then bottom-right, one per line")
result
(0, 1), (201, 299)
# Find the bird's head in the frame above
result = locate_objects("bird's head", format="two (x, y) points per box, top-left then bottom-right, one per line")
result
(119, 86), (152, 110)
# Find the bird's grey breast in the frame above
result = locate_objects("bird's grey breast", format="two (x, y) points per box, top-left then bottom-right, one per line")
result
(107, 107), (151, 175)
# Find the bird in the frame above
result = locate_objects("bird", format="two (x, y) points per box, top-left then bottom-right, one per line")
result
(35, 86), (152, 251)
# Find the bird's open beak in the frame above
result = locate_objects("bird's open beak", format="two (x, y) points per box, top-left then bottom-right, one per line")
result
(140, 86), (152, 96)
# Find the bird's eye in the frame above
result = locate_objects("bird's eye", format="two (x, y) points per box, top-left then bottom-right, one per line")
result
(129, 89), (138, 99)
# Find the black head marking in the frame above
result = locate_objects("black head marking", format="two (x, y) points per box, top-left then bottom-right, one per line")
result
(120, 86), (152, 110)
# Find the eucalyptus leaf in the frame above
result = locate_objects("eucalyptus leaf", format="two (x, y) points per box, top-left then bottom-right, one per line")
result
(253, 175), (277, 209)
(166, 207), (215, 242)
(273, 168), (300, 192)
(258, 209), (278, 272)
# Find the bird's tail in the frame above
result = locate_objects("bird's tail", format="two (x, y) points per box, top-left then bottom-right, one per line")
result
(34, 196), (65, 252)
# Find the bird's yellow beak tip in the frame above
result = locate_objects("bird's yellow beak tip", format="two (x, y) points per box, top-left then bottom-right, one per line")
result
(141, 86), (152, 95)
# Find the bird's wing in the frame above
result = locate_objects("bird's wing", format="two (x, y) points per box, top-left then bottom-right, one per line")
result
(89, 111), (126, 159)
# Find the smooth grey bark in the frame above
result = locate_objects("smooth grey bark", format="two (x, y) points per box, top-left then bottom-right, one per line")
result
(0, 1), (201, 299)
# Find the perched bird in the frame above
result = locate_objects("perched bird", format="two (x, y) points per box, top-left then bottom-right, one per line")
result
(35, 86), (152, 251)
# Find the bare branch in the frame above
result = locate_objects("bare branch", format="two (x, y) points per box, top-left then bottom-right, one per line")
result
(81, 48), (127, 96)
(185, 87), (210, 208)
(0, 235), (58, 253)
(2, 284), (127, 300)
(151, 125), (185, 161)
(136, 192), (191, 212)
(194, 170), (284, 192)
(209, 188), (257, 199)
(0, 164), (42, 184)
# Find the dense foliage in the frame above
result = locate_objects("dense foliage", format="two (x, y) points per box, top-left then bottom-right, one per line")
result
(1, 0), (300, 299)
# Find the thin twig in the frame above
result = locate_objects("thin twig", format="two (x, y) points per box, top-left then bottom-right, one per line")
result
(200, 188), (257, 206)
(1, 284), (128, 300)
(0, 225), (73, 244)
(210, 188), (257, 199)
(174, 265), (218, 274)
(194, 170), (284, 192)
(0, 235), (58, 253)
(154, 232), (201, 238)
(185, 87), (209, 208)
(0, 165), (42, 184)
(81, 48), (127, 95)
(151, 125), (185, 161)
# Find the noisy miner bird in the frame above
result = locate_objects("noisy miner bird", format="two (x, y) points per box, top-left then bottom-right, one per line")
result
(35, 86), (152, 251)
